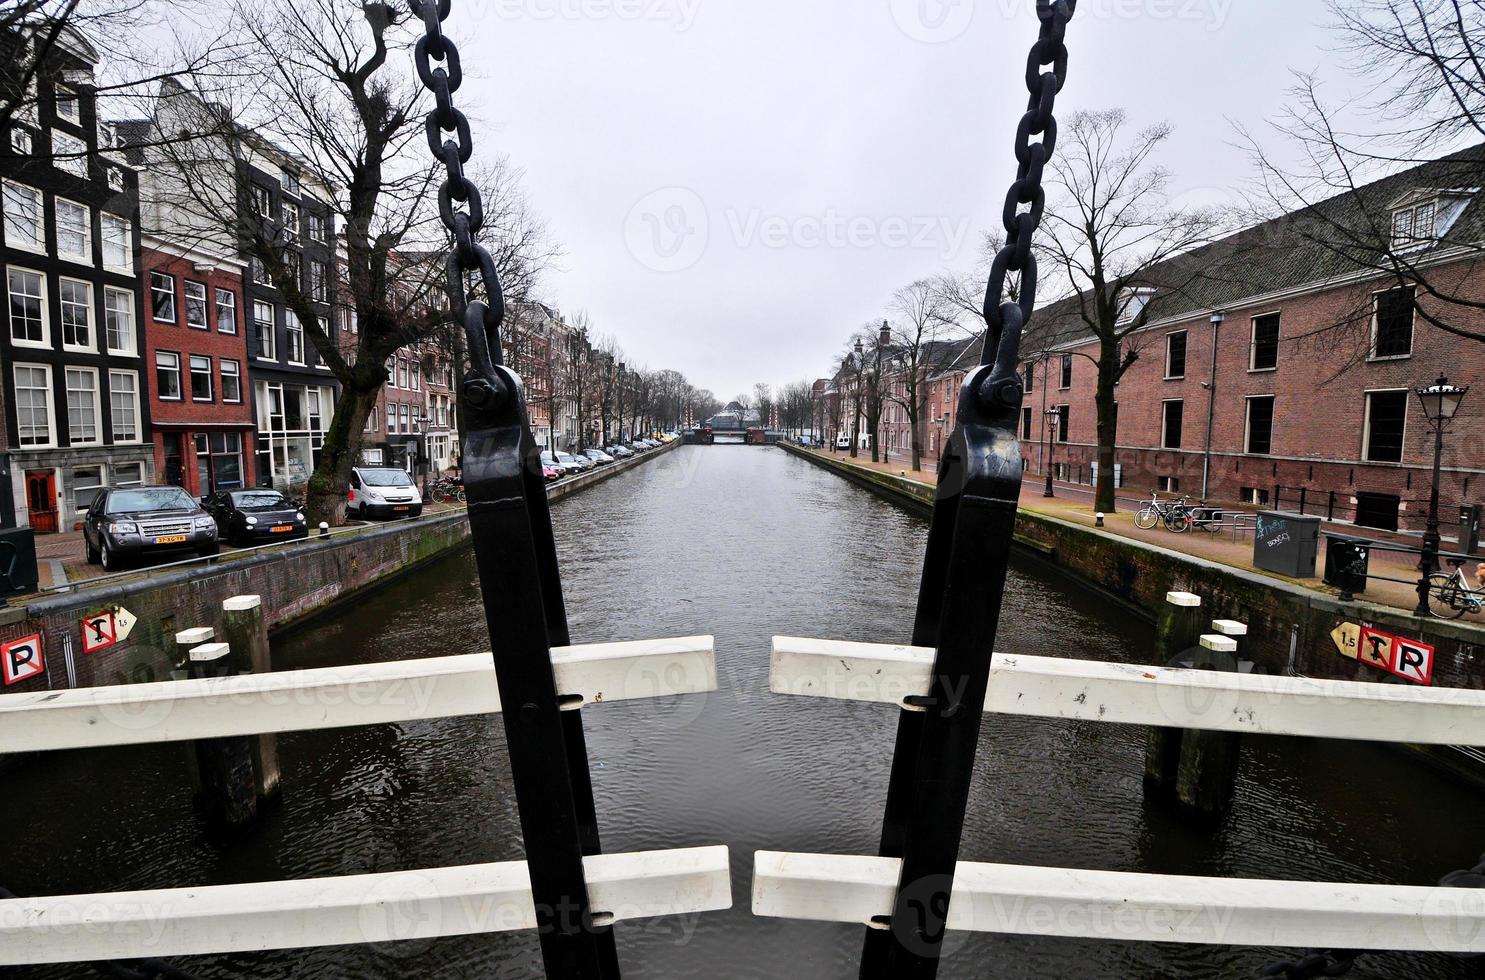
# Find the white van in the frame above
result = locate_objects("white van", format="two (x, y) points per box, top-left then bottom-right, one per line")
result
(835, 435), (851, 450)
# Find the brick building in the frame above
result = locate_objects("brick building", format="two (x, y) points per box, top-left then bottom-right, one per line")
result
(140, 237), (253, 495)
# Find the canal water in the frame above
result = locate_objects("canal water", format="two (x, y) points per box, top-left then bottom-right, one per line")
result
(4, 445), (1484, 979)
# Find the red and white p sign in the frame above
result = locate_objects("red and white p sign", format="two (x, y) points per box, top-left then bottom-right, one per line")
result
(1, 633), (44, 686)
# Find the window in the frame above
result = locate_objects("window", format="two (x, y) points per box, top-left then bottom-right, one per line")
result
(104, 287), (134, 354)
(1165, 331), (1188, 379)
(71, 466), (103, 517)
(59, 278), (92, 349)
(109, 371), (138, 442)
(155, 351), (181, 400)
(398, 358), (409, 389)
(65, 367), (99, 444)
(106, 166), (124, 192)
(215, 288), (236, 334)
(1059, 355), (1072, 389)
(1119, 287), (1155, 324)
(149, 272), (176, 322)
(386, 357), (396, 388)
(113, 462), (144, 488)
(1158, 476), (1180, 493)
(8, 267), (46, 345)
(1161, 400), (1184, 450)
(411, 360), (421, 391)
(1023, 361), (1035, 393)
(3, 181), (42, 250)
(285, 309), (304, 363)
(1246, 395), (1275, 456)
(1391, 199), (1438, 248)
(309, 260), (327, 302)
(1056, 405), (1069, 442)
(101, 214), (131, 271)
(387, 402), (397, 433)
(254, 300), (276, 360)
(1363, 390), (1409, 463)
(1373, 287), (1415, 359)
(183, 280), (208, 329)
(282, 200), (300, 243)
(221, 359), (241, 403)
(199, 432), (244, 491)
(250, 184), (272, 219)
(54, 198), (89, 261)
(54, 86), (79, 124)
(250, 256), (271, 286)
(283, 171), (301, 196)
(400, 403), (411, 433)
(1242, 487), (1271, 506)
(307, 211), (326, 243)
(14, 364), (52, 446)
(52, 130), (86, 177)
(1021, 407), (1033, 439)
(1250, 313), (1280, 372)
(10, 127), (32, 156)
(190, 355), (213, 401)
(308, 389), (324, 430)
(283, 250), (300, 286)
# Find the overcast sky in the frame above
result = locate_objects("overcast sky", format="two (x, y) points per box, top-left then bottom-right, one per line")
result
(454, 0), (1350, 401)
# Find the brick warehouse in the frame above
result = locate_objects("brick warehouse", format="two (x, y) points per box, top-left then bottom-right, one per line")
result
(1010, 147), (1485, 535)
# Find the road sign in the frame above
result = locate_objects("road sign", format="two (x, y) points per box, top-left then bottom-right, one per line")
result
(1391, 637), (1435, 686)
(81, 611), (116, 654)
(1331, 623), (1360, 660)
(113, 606), (137, 642)
(1358, 627), (1393, 671)
(1, 634), (44, 686)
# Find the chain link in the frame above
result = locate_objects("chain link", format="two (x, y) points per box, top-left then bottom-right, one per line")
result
(408, 0), (507, 400)
(981, 0), (1076, 374)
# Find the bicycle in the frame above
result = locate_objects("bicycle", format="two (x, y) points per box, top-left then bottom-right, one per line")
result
(1424, 559), (1485, 620)
(1134, 492), (1192, 533)
(426, 477), (466, 504)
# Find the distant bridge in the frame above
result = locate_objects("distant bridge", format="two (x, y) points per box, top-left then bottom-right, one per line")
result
(684, 427), (782, 446)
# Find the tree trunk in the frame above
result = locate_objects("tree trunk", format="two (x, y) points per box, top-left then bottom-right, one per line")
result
(1094, 339), (1120, 514)
(908, 385), (923, 472)
(305, 383), (377, 527)
(850, 396), (860, 458)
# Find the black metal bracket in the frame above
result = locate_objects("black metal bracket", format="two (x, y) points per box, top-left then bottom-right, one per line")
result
(860, 314), (1027, 979)
(460, 319), (620, 977)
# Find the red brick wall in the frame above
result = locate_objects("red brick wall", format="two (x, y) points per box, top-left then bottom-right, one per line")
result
(1037, 260), (1485, 529)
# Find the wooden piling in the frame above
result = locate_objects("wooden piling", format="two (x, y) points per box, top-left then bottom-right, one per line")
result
(220, 595), (280, 800)
(1173, 636), (1244, 819)
(1144, 593), (1206, 790)
(188, 643), (259, 829)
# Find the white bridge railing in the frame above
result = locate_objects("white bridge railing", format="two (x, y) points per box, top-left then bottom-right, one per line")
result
(0, 636), (732, 966)
(756, 635), (1485, 955)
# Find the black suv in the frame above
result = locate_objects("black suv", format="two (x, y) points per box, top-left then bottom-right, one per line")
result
(83, 486), (219, 572)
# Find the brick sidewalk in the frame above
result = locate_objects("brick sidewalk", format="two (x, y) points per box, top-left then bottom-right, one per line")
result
(802, 447), (1474, 621)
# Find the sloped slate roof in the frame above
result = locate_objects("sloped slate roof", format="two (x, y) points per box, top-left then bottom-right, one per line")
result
(1026, 142), (1485, 349)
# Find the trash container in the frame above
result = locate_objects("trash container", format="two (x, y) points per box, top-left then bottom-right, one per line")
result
(1460, 504), (1482, 556)
(0, 527), (38, 598)
(1253, 511), (1322, 578)
(1324, 534), (1371, 598)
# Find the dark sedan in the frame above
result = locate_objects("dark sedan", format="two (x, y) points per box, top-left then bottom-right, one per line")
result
(205, 489), (309, 547)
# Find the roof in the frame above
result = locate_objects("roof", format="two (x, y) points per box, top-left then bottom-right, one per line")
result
(1025, 142), (1485, 349)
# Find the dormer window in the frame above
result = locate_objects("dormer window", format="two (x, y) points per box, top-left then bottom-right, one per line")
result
(55, 87), (79, 125)
(1392, 199), (1436, 248)
(283, 170), (300, 196)
(1118, 286), (1156, 325)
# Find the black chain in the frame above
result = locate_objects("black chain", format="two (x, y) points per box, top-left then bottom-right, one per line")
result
(981, 0), (1076, 373)
(408, 0), (507, 401)
(1256, 852), (1485, 977)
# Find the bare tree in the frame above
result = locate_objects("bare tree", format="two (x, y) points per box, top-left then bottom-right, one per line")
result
(1240, 0), (1485, 355)
(142, 0), (555, 522)
(1036, 109), (1229, 512)
(887, 279), (956, 472)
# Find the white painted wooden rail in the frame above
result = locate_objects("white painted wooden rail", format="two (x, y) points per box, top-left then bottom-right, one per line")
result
(0, 636), (716, 752)
(771, 636), (1485, 745)
(752, 851), (1485, 953)
(0, 846), (732, 965)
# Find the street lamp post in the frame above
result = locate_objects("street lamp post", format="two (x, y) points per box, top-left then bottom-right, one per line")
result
(1415, 375), (1470, 616)
(1201, 311), (1224, 504)
(1043, 406), (1060, 498)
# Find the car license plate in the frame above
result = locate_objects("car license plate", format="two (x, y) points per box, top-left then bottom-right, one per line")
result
(271, 525), (294, 533)
(153, 534), (188, 545)
(394, 506), (410, 512)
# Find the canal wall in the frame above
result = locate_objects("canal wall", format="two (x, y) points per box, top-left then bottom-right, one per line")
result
(779, 442), (1485, 691)
(0, 440), (679, 695)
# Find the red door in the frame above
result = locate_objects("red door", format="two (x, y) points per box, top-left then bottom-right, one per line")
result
(25, 470), (57, 534)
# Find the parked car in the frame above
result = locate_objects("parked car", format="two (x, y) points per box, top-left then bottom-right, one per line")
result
(83, 485), (219, 572)
(347, 466), (424, 519)
(542, 463), (562, 482)
(555, 451), (591, 473)
(582, 448), (615, 466)
(607, 445), (634, 459)
(541, 450), (571, 477)
(205, 488), (309, 547)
